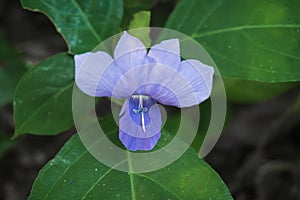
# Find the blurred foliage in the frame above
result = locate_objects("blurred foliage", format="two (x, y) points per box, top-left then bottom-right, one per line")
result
(124, 0), (158, 12)
(129, 11), (151, 46)
(129, 11), (151, 30)
(0, 135), (14, 158)
(121, 0), (158, 29)
(150, 0), (177, 27)
(224, 78), (295, 103)
(0, 34), (26, 106)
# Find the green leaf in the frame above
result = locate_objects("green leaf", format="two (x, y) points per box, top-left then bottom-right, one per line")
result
(0, 34), (26, 105)
(21, 0), (123, 54)
(165, 0), (300, 82)
(129, 11), (151, 29)
(129, 11), (151, 47)
(121, 0), (157, 29)
(29, 116), (233, 200)
(13, 53), (74, 138)
(224, 78), (295, 103)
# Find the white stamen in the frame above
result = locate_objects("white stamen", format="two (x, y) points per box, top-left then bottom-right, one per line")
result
(139, 95), (146, 133)
(141, 112), (146, 132)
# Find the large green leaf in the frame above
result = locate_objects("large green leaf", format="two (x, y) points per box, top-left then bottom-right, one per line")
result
(13, 53), (74, 138)
(21, 0), (123, 54)
(165, 0), (300, 82)
(0, 34), (26, 105)
(29, 116), (233, 200)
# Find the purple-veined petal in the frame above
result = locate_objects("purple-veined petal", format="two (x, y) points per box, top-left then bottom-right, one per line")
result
(74, 51), (113, 97)
(119, 131), (161, 151)
(114, 31), (147, 70)
(112, 61), (213, 107)
(147, 39), (181, 69)
(75, 32), (149, 98)
(119, 96), (162, 151)
(88, 32), (148, 98)
(144, 60), (214, 106)
(178, 59), (214, 103)
(75, 33), (214, 108)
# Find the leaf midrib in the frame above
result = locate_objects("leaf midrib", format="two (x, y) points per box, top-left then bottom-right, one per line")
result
(127, 151), (136, 200)
(70, 0), (102, 42)
(192, 24), (300, 39)
(80, 148), (191, 200)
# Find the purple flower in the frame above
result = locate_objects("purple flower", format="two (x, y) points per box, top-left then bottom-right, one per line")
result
(74, 32), (214, 151)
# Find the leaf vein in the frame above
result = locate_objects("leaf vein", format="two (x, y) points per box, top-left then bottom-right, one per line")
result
(192, 24), (300, 38)
(80, 159), (126, 200)
(42, 129), (117, 200)
(135, 174), (183, 200)
(192, 0), (225, 34)
(70, 0), (102, 42)
(16, 82), (73, 133)
(241, 31), (300, 60)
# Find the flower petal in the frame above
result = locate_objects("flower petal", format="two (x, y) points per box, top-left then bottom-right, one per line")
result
(119, 131), (161, 151)
(114, 31), (147, 70)
(119, 96), (162, 151)
(112, 61), (213, 107)
(178, 59), (214, 103)
(145, 59), (214, 107)
(147, 39), (181, 69)
(107, 56), (157, 99)
(144, 60), (214, 107)
(74, 51), (113, 96)
(75, 33), (214, 108)
(75, 32), (149, 98)
(88, 32), (148, 98)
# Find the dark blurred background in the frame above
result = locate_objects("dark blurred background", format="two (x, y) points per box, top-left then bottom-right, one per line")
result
(0, 0), (300, 200)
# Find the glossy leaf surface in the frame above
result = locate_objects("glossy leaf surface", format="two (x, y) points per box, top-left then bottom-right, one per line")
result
(29, 116), (233, 200)
(165, 0), (300, 82)
(13, 53), (74, 137)
(21, 0), (123, 54)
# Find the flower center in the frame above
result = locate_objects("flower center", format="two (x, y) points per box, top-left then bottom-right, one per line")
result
(132, 107), (148, 114)
(132, 95), (149, 132)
